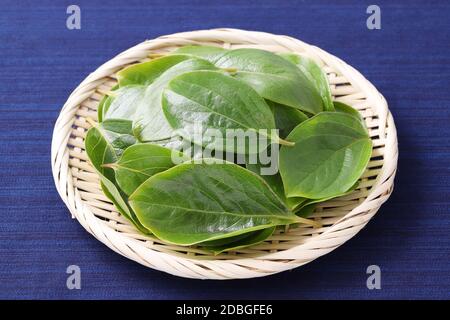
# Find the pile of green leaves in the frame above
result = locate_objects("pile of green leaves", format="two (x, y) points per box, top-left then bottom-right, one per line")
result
(85, 46), (372, 254)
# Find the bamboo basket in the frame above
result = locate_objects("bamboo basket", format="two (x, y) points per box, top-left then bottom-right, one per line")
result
(51, 29), (398, 279)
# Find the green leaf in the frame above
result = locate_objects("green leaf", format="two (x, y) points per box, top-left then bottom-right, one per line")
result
(85, 125), (117, 181)
(108, 144), (189, 196)
(213, 48), (323, 114)
(245, 143), (285, 203)
(152, 135), (187, 150)
(268, 101), (308, 138)
(99, 180), (150, 234)
(128, 161), (299, 245)
(97, 95), (112, 123)
(295, 203), (316, 218)
(133, 57), (218, 141)
(152, 135), (238, 163)
(99, 179), (131, 219)
(104, 57), (199, 124)
(117, 55), (194, 87)
(85, 120), (136, 179)
(85, 120), (149, 233)
(102, 56), (218, 141)
(333, 101), (364, 123)
(200, 231), (251, 247)
(103, 85), (146, 122)
(280, 112), (372, 199)
(97, 84), (118, 122)
(286, 197), (308, 211)
(173, 45), (228, 63)
(162, 70), (288, 154)
(279, 53), (334, 111)
(293, 181), (359, 213)
(201, 227), (275, 254)
(97, 119), (137, 157)
(246, 162), (285, 201)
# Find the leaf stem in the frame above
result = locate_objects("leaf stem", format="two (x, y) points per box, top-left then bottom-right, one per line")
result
(221, 67), (238, 73)
(101, 163), (117, 169)
(278, 138), (295, 147)
(296, 217), (322, 228)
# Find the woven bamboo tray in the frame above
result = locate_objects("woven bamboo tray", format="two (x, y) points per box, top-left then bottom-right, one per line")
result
(51, 29), (398, 279)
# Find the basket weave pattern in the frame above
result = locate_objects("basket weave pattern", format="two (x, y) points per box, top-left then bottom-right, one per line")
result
(51, 29), (398, 279)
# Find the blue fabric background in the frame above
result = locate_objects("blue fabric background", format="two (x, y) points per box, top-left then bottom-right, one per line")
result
(0, 0), (449, 300)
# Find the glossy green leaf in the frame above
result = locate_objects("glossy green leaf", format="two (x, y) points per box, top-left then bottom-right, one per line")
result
(213, 48), (323, 114)
(201, 227), (275, 254)
(103, 85), (146, 122)
(246, 162), (285, 201)
(200, 231), (251, 247)
(129, 161), (299, 245)
(99, 179), (131, 219)
(173, 45), (227, 63)
(280, 112), (372, 199)
(97, 95), (112, 123)
(99, 180), (151, 234)
(162, 70), (288, 154)
(153, 135), (187, 150)
(286, 197), (308, 211)
(109, 144), (189, 196)
(287, 182), (358, 220)
(268, 101), (308, 138)
(245, 143), (285, 202)
(133, 57), (218, 141)
(97, 119), (137, 157)
(279, 53), (334, 111)
(293, 181), (359, 212)
(117, 55), (193, 87)
(85, 126), (116, 181)
(85, 121), (148, 233)
(333, 101), (364, 123)
(97, 84), (118, 122)
(97, 95), (107, 123)
(153, 135), (238, 163)
(85, 119), (136, 179)
(104, 57), (197, 123)
(102, 55), (218, 141)
(295, 203), (316, 218)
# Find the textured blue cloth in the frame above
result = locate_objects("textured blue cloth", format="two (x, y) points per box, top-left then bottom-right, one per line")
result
(0, 0), (449, 300)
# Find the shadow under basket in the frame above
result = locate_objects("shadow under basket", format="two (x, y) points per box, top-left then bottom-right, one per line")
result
(51, 28), (398, 279)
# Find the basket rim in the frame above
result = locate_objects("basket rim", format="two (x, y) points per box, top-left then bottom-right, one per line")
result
(51, 28), (398, 279)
